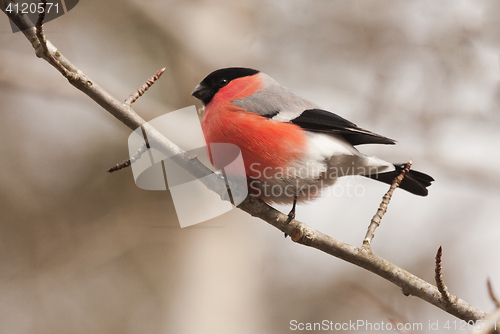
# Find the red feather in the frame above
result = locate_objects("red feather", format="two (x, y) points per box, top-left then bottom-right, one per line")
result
(201, 75), (307, 179)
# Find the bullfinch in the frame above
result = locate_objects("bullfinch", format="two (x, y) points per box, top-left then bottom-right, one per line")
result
(192, 67), (433, 219)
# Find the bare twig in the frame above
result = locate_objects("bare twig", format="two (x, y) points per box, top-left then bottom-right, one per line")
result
(488, 279), (500, 309)
(435, 246), (452, 307)
(388, 318), (414, 334)
(1, 6), (490, 323)
(362, 160), (412, 248)
(33, 0), (77, 79)
(125, 67), (166, 106)
(35, 0), (48, 53)
(470, 308), (500, 334)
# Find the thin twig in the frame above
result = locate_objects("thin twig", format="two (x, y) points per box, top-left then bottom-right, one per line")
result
(488, 279), (500, 309)
(435, 246), (452, 307)
(35, 0), (49, 44)
(260, 200), (486, 321)
(107, 159), (132, 173)
(1, 6), (490, 323)
(108, 143), (149, 173)
(35, 0), (48, 53)
(125, 68), (166, 106)
(109, 68), (166, 171)
(362, 160), (412, 248)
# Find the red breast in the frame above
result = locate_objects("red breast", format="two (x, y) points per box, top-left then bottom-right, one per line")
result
(201, 74), (308, 179)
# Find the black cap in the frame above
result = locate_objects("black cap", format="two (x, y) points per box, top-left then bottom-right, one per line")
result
(192, 67), (260, 105)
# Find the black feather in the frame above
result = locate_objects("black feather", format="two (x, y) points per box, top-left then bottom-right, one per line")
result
(290, 109), (395, 146)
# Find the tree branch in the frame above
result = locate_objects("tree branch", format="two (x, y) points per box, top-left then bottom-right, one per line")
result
(1, 3), (490, 323)
(435, 246), (452, 308)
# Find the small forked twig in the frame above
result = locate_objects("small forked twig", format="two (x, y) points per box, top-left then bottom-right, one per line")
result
(108, 68), (166, 172)
(125, 67), (166, 106)
(362, 159), (412, 249)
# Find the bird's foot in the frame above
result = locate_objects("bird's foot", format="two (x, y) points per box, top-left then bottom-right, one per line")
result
(284, 194), (298, 238)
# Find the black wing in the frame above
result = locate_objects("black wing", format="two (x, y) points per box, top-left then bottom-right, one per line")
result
(290, 109), (395, 146)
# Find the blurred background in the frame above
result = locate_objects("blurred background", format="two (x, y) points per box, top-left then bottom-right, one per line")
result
(1, 0), (500, 333)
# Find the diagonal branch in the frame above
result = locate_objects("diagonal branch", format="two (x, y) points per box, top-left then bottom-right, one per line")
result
(0, 3), (490, 324)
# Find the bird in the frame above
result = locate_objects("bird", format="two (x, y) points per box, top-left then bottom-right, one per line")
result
(192, 67), (433, 221)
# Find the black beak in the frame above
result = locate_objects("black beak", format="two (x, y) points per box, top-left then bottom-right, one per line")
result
(192, 83), (213, 105)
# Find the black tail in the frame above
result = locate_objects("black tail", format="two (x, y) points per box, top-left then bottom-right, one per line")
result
(365, 163), (434, 196)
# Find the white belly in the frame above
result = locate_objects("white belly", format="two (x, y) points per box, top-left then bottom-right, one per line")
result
(250, 132), (394, 204)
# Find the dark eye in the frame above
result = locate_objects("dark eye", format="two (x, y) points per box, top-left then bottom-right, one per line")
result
(218, 78), (229, 87)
